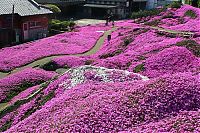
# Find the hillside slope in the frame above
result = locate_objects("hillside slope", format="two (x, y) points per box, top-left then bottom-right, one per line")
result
(0, 4), (200, 132)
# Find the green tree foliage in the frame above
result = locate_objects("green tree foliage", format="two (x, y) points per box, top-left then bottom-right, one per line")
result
(45, 4), (61, 14)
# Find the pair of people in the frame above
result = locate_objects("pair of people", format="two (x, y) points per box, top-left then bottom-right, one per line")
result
(105, 13), (114, 26)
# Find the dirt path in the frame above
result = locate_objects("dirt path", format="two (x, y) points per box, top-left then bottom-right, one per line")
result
(149, 26), (194, 36)
(0, 28), (116, 79)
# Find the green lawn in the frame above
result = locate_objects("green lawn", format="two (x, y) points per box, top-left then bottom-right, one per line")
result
(0, 103), (9, 112)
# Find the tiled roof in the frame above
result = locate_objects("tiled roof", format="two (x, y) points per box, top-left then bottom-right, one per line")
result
(0, 0), (53, 16)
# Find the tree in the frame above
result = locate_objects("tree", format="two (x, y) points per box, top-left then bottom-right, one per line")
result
(45, 4), (61, 19)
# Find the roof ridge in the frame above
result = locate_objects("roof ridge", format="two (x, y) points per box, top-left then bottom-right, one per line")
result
(28, 0), (41, 9)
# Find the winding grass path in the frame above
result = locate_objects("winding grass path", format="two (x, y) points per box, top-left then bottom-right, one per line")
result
(148, 26), (194, 36)
(0, 27), (116, 111)
(0, 103), (9, 112)
(0, 27), (116, 79)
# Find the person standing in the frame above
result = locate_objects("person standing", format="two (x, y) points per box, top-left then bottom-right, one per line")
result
(105, 13), (109, 26)
(110, 12), (114, 26)
(107, 34), (111, 43)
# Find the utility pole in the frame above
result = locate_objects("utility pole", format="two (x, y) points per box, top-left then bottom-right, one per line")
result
(11, 4), (15, 44)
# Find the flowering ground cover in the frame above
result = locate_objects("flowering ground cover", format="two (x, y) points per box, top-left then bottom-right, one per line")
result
(143, 46), (200, 77)
(143, 5), (200, 33)
(0, 68), (56, 103)
(124, 110), (200, 132)
(0, 25), (110, 72)
(9, 85), (39, 105)
(5, 72), (200, 132)
(0, 66), (147, 131)
(0, 4), (200, 132)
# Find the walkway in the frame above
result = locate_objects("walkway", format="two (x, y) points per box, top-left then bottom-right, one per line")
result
(0, 28), (116, 79)
(148, 26), (194, 37)
(75, 19), (106, 26)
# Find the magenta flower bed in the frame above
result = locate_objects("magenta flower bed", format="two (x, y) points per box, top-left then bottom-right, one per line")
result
(0, 66), (146, 131)
(1, 5), (200, 132)
(5, 72), (200, 132)
(164, 19), (200, 32)
(144, 46), (200, 78)
(127, 110), (200, 132)
(9, 85), (39, 104)
(0, 68), (56, 102)
(141, 5), (200, 33)
(92, 28), (183, 71)
(162, 5), (200, 32)
(175, 4), (200, 17)
(0, 25), (109, 72)
(52, 56), (86, 68)
(0, 97), (38, 130)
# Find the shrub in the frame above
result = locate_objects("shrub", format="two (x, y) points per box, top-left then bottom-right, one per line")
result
(40, 61), (59, 71)
(0, 120), (12, 132)
(123, 38), (132, 46)
(60, 21), (70, 29)
(134, 63), (145, 73)
(99, 49), (123, 59)
(144, 19), (160, 26)
(5, 82), (38, 102)
(176, 40), (200, 57)
(49, 19), (76, 32)
(45, 4), (61, 14)
(85, 60), (94, 65)
(184, 10), (197, 18)
(131, 8), (165, 19)
(49, 19), (62, 30)
(161, 12), (174, 19)
(69, 21), (76, 28)
(39, 91), (55, 106)
(198, 0), (200, 7)
(168, 1), (182, 8)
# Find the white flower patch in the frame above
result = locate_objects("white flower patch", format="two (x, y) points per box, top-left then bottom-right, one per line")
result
(59, 65), (149, 91)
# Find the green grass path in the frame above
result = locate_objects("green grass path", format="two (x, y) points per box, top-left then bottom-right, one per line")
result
(0, 27), (116, 111)
(0, 27), (116, 79)
(149, 26), (194, 35)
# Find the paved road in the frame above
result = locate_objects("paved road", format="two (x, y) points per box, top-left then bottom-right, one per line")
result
(75, 19), (106, 26)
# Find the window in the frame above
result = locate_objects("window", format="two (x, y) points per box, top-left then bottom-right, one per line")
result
(29, 21), (41, 28)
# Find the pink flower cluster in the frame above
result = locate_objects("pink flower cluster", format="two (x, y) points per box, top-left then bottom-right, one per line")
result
(0, 25), (108, 72)
(90, 28), (183, 73)
(141, 5), (200, 32)
(144, 46), (200, 78)
(52, 56), (86, 68)
(0, 68), (56, 102)
(9, 85), (39, 104)
(126, 110), (200, 132)
(1, 5), (200, 132)
(175, 4), (200, 18)
(5, 72), (200, 132)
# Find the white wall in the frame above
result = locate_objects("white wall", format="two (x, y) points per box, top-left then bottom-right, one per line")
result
(147, 0), (157, 9)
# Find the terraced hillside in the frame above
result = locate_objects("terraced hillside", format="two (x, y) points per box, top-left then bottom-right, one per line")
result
(0, 4), (200, 132)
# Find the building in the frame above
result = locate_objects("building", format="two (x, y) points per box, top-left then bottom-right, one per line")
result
(35, 0), (179, 20)
(35, 0), (86, 18)
(84, 0), (147, 19)
(147, 0), (179, 9)
(36, 0), (147, 19)
(0, 0), (53, 47)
